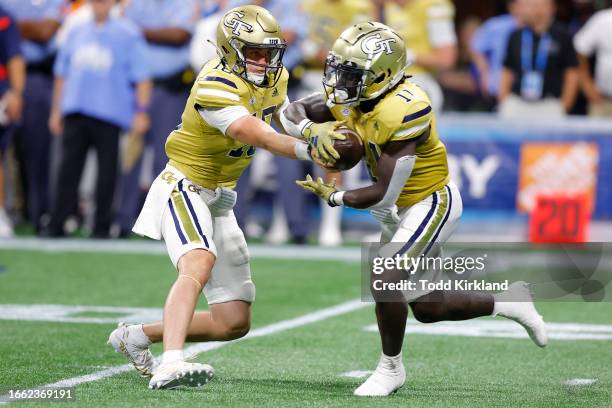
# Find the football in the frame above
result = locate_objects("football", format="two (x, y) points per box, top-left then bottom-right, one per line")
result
(328, 127), (364, 171)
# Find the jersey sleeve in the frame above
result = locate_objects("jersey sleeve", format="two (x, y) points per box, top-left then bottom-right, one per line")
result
(574, 14), (601, 56)
(386, 100), (433, 142)
(194, 71), (246, 109)
(426, 0), (457, 47)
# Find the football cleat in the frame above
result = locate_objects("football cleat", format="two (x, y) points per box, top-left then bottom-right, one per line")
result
(354, 356), (406, 397)
(107, 322), (156, 377)
(496, 281), (548, 347)
(148, 361), (215, 390)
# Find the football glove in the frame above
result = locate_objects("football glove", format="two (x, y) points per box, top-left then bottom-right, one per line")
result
(302, 120), (346, 165)
(296, 174), (339, 206)
(370, 206), (401, 228)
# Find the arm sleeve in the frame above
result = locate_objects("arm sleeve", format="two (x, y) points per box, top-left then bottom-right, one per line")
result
(573, 15), (599, 56)
(198, 105), (251, 135)
(470, 22), (490, 54)
(53, 30), (72, 77)
(194, 73), (245, 109)
(388, 101), (433, 142)
(167, 0), (196, 32)
(426, 2), (457, 47)
(128, 31), (151, 83)
(1, 12), (21, 61)
(43, 0), (66, 21)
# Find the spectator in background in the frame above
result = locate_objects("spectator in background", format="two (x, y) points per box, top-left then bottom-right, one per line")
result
(0, 0), (64, 233)
(380, 0), (458, 111)
(499, 0), (578, 118)
(117, 0), (196, 237)
(574, 5), (612, 117)
(44, 0), (151, 238)
(437, 17), (485, 111)
(0, 5), (24, 238)
(470, 0), (527, 103)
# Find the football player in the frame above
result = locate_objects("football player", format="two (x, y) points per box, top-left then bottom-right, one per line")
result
(282, 22), (548, 397)
(107, 5), (340, 390)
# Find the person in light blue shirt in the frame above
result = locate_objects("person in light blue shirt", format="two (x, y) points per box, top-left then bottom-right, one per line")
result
(0, 0), (65, 233)
(44, 0), (152, 238)
(117, 0), (196, 237)
(0, 0), (64, 64)
(471, 0), (526, 97)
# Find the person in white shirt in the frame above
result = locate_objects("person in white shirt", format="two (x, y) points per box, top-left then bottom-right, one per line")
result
(574, 7), (612, 117)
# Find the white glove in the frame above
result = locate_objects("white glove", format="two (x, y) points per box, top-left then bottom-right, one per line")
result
(207, 187), (237, 216)
(370, 206), (401, 228)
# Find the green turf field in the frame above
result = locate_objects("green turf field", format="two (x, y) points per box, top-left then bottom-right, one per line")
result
(0, 246), (610, 407)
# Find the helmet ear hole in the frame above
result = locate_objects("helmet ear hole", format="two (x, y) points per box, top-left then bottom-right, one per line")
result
(374, 74), (386, 84)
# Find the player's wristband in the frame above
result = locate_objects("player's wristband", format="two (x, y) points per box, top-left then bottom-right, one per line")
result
(294, 142), (312, 161)
(328, 191), (345, 207)
(299, 119), (314, 137)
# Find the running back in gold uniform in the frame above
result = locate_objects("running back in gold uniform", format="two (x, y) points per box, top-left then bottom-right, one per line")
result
(329, 79), (449, 207)
(165, 58), (289, 190)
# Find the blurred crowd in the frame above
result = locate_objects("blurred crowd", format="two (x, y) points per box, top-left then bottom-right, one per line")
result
(0, 0), (611, 243)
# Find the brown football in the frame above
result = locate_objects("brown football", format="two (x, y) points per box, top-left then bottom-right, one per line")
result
(328, 127), (364, 171)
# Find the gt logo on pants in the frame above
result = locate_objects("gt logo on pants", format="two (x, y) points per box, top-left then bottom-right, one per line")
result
(161, 171), (177, 185)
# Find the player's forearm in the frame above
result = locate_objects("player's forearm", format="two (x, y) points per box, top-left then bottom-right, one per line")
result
(135, 80), (153, 110)
(341, 184), (387, 209)
(415, 46), (457, 71)
(577, 54), (600, 100)
(561, 69), (578, 113)
(50, 76), (64, 114)
(7, 56), (25, 95)
(143, 28), (192, 46)
(498, 69), (513, 102)
(17, 20), (60, 43)
(228, 117), (309, 160)
(285, 94), (335, 125)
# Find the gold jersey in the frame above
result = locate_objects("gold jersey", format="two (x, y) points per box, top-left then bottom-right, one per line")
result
(330, 79), (449, 207)
(302, 0), (375, 68)
(384, 0), (455, 76)
(165, 59), (288, 189)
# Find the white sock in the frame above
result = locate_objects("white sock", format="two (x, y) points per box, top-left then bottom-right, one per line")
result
(129, 324), (152, 347)
(377, 352), (403, 372)
(492, 290), (515, 317)
(161, 350), (184, 365)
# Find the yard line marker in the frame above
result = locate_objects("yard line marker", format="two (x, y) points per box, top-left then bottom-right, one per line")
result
(0, 299), (369, 404)
(0, 238), (361, 262)
(563, 378), (598, 386)
(363, 320), (612, 341)
(339, 370), (373, 379)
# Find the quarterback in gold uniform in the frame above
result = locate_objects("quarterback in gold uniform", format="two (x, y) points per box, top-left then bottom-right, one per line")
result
(107, 5), (340, 390)
(283, 22), (548, 397)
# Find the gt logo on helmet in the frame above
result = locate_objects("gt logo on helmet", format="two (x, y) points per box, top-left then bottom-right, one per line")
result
(224, 11), (254, 36)
(360, 34), (396, 56)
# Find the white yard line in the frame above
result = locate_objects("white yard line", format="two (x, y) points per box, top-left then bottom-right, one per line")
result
(363, 320), (612, 341)
(0, 238), (361, 262)
(0, 299), (369, 404)
(563, 378), (598, 386)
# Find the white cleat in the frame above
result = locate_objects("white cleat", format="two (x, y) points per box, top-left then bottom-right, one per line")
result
(148, 361), (214, 390)
(354, 356), (406, 397)
(107, 322), (156, 377)
(496, 281), (548, 347)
